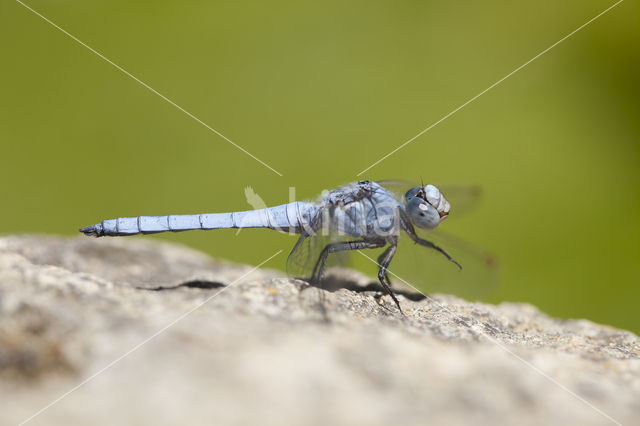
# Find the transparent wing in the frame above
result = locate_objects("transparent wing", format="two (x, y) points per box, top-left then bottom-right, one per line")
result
(285, 206), (351, 282)
(377, 180), (482, 216)
(286, 181), (496, 301)
(386, 228), (500, 302)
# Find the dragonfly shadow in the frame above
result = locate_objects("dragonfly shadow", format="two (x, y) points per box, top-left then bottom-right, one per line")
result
(140, 276), (426, 303)
(313, 275), (426, 302)
(138, 280), (226, 291)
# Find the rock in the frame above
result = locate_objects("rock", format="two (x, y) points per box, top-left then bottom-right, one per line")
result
(0, 235), (638, 426)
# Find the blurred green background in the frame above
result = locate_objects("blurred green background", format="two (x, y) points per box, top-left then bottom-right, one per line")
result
(1, 1), (638, 331)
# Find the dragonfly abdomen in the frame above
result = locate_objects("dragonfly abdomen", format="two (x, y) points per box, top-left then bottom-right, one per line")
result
(79, 202), (316, 237)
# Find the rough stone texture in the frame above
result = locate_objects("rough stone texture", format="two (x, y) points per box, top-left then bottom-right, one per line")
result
(0, 235), (638, 426)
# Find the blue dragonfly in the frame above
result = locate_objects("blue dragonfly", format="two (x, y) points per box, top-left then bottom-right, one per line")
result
(80, 180), (481, 312)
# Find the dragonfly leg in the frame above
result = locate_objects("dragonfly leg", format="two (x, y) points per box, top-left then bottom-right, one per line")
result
(376, 250), (392, 285)
(408, 233), (462, 270)
(376, 243), (403, 314)
(310, 240), (384, 285)
(400, 212), (462, 269)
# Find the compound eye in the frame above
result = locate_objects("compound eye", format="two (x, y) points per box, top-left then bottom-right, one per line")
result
(406, 197), (440, 230)
(424, 184), (441, 206)
(404, 186), (421, 203)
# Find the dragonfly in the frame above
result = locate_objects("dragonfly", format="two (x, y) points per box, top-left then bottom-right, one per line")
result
(80, 180), (476, 313)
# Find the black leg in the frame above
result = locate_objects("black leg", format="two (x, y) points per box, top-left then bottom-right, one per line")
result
(376, 243), (403, 313)
(311, 240), (385, 284)
(399, 212), (462, 270)
(376, 250), (391, 284)
(410, 235), (462, 270)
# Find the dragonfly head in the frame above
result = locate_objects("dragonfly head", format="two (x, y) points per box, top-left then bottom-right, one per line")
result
(404, 184), (450, 230)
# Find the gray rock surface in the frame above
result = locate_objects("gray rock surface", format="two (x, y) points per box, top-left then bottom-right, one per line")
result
(0, 235), (638, 426)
